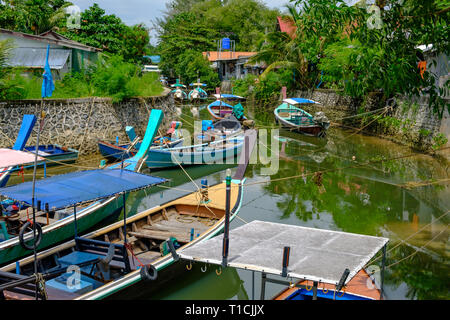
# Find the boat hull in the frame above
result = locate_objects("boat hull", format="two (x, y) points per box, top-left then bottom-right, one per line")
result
(0, 180), (246, 300)
(0, 195), (125, 266)
(145, 138), (244, 169)
(274, 109), (327, 137)
(273, 269), (381, 300)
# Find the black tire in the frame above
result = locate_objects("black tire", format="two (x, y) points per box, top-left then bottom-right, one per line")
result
(140, 264), (158, 281)
(19, 221), (42, 251)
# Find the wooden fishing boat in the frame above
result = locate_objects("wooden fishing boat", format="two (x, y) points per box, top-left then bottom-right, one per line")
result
(144, 135), (244, 170)
(98, 122), (184, 162)
(0, 110), (165, 265)
(188, 83), (208, 102)
(274, 98), (330, 137)
(98, 138), (184, 162)
(207, 100), (235, 120)
(0, 162), (247, 300)
(273, 269), (382, 300)
(0, 115), (37, 188)
(17, 144), (78, 169)
(170, 80), (187, 102)
(197, 116), (242, 143)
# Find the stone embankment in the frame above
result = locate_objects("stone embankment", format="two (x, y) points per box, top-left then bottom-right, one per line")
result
(0, 91), (176, 155)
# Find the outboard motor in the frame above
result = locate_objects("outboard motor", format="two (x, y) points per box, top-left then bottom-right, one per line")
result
(313, 111), (330, 130)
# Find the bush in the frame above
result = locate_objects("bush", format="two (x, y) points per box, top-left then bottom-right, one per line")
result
(0, 55), (163, 101)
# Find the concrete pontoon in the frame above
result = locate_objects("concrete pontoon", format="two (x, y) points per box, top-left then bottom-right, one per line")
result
(177, 220), (389, 300)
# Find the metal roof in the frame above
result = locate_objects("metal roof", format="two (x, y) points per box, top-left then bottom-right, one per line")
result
(179, 220), (388, 285)
(6, 48), (70, 70)
(0, 28), (101, 52)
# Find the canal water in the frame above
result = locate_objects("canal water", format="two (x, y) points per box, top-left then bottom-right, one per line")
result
(9, 103), (449, 300)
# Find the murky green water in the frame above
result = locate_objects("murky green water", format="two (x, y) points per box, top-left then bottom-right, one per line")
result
(9, 102), (449, 300)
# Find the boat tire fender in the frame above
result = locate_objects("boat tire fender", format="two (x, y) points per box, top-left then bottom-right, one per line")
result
(140, 264), (158, 281)
(19, 221), (43, 251)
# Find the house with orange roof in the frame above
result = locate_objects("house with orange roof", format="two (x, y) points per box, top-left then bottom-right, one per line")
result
(203, 51), (265, 81)
(276, 16), (297, 39)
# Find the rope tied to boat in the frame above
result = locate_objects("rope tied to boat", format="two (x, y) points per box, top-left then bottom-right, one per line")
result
(124, 243), (145, 268)
(35, 273), (48, 300)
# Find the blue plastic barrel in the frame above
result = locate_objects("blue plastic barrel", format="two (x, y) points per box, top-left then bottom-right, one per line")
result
(222, 38), (231, 50)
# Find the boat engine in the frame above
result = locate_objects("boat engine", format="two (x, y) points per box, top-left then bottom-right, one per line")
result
(313, 112), (330, 129)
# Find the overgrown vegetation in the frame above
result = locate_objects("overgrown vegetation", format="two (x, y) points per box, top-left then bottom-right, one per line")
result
(0, 1), (163, 101)
(155, 0), (279, 84)
(248, 0), (449, 116)
(0, 55), (163, 102)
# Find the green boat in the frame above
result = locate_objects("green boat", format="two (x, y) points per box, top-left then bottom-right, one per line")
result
(0, 110), (165, 265)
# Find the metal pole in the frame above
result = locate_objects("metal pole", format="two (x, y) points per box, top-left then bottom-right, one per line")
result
(312, 281), (318, 300)
(260, 272), (266, 300)
(252, 270), (255, 300)
(122, 193), (127, 244)
(222, 169), (231, 268)
(73, 206), (77, 238)
(380, 244), (387, 299)
(31, 104), (43, 300)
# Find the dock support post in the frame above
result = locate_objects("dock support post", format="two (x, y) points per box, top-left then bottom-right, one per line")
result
(380, 244), (387, 299)
(222, 169), (231, 268)
(260, 272), (267, 300)
(252, 270), (255, 300)
(312, 281), (318, 300)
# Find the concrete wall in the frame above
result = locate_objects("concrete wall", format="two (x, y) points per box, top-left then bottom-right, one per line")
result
(0, 92), (176, 155)
(292, 89), (449, 152)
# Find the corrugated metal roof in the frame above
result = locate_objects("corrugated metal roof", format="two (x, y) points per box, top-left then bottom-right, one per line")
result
(6, 48), (70, 69)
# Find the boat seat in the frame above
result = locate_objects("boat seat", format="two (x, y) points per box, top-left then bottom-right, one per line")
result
(74, 237), (131, 273)
(34, 216), (57, 225)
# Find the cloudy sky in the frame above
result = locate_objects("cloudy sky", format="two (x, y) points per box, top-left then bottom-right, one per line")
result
(69, 0), (290, 43)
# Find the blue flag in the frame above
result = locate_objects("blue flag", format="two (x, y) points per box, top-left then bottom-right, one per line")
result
(41, 44), (55, 98)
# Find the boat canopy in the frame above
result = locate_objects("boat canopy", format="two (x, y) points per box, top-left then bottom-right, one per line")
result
(0, 149), (44, 168)
(171, 84), (186, 88)
(212, 94), (245, 100)
(209, 100), (234, 108)
(0, 169), (166, 211)
(190, 83), (207, 87)
(179, 220), (388, 286)
(283, 98), (320, 105)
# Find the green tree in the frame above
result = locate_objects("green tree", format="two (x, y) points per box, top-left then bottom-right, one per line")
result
(58, 4), (149, 62)
(0, 0), (72, 34)
(175, 49), (220, 87)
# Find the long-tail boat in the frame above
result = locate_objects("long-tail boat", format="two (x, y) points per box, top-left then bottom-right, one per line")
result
(188, 83), (208, 102)
(0, 130), (257, 300)
(0, 110), (165, 265)
(274, 98), (330, 137)
(170, 80), (187, 102)
(98, 122), (184, 162)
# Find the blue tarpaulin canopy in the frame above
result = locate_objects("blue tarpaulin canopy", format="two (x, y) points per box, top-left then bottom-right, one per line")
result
(283, 98), (320, 105)
(209, 100), (234, 108)
(0, 169), (166, 210)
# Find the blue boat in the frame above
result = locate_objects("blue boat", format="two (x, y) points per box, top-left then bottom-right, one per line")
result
(145, 135), (245, 169)
(98, 122), (184, 162)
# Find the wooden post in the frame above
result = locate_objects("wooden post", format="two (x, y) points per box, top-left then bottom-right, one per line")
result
(312, 281), (318, 300)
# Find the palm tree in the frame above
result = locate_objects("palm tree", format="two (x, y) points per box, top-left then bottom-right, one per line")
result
(250, 4), (311, 88)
